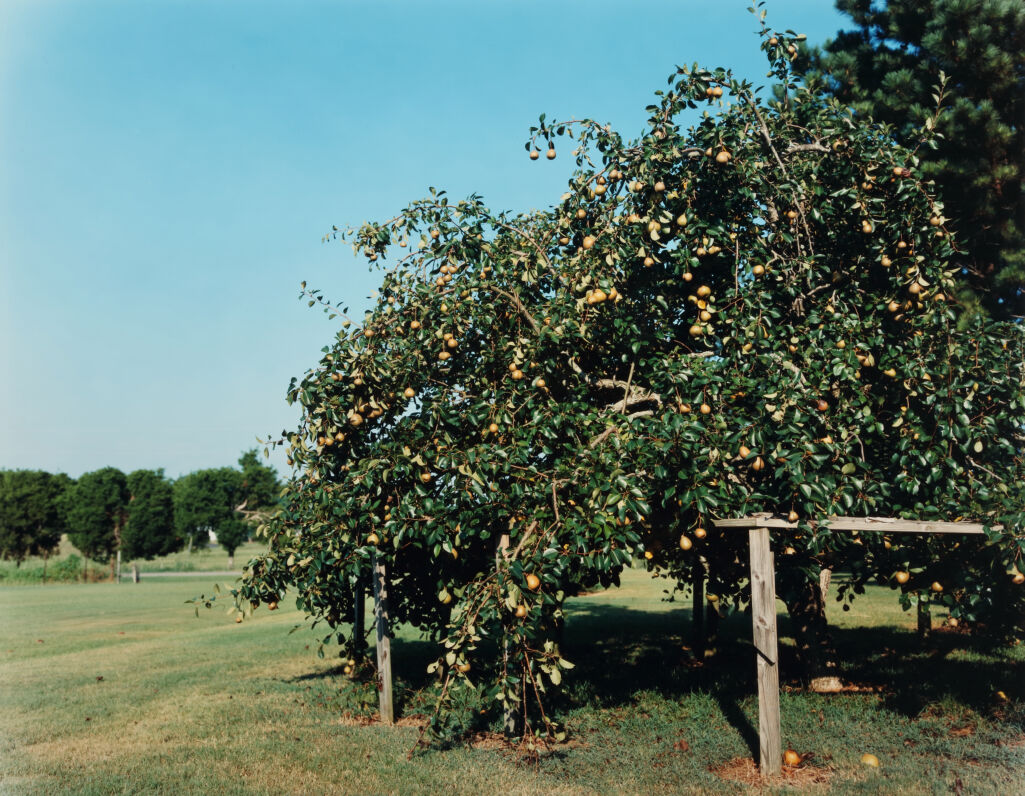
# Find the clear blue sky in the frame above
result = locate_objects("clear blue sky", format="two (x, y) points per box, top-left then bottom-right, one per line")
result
(0, 0), (848, 480)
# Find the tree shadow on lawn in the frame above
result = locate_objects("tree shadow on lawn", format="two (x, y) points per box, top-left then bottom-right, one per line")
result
(559, 602), (1023, 721)
(281, 602), (1021, 749)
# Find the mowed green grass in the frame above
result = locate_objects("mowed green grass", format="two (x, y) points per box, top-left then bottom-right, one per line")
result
(1, 570), (1023, 795)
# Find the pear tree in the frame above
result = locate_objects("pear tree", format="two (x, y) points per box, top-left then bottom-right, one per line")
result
(219, 7), (1025, 738)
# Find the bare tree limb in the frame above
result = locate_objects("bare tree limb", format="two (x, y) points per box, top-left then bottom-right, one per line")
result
(785, 142), (832, 155)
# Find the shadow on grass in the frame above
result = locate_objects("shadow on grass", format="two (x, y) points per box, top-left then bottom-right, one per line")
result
(559, 602), (1023, 722)
(284, 600), (1023, 745)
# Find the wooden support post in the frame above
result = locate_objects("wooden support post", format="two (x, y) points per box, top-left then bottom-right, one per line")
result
(713, 513), (992, 779)
(748, 526), (782, 777)
(371, 551), (394, 724)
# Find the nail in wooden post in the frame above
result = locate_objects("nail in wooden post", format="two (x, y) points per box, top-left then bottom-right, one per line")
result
(371, 551), (394, 724)
(749, 525), (781, 776)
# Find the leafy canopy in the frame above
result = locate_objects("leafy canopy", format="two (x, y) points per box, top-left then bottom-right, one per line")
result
(122, 469), (179, 560)
(0, 470), (69, 563)
(221, 6), (1025, 737)
(61, 467), (128, 565)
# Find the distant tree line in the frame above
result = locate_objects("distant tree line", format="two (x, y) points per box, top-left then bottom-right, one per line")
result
(0, 450), (281, 578)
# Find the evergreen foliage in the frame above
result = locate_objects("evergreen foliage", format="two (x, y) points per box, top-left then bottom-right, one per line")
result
(802, 0), (1025, 317)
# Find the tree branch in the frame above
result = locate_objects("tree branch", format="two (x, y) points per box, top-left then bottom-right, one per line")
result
(785, 142), (832, 155)
(489, 287), (541, 333)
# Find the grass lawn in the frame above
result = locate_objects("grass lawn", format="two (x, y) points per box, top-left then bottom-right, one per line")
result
(1, 568), (1022, 795)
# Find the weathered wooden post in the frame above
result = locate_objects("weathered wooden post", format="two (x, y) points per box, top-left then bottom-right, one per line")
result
(748, 523), (782, 776)
(371, 551), (394, 724)
(714, 514), (991, 779)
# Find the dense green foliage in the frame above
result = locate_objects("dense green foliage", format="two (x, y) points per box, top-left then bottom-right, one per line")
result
(173, 468), (247, 552)
(0, 453), (279, 576)
(0, 470), (69, 564)
(61, 467), (128, 565)
(802, 0), (1025, 317)
(237, 449), (282, 512)
(122, 469), (180, 560)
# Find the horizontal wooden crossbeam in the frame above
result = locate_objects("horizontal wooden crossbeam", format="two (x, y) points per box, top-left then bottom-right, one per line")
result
(713, 514), (995, 535)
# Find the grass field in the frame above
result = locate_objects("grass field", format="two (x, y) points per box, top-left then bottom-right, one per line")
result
(1, 568), (1023, 795)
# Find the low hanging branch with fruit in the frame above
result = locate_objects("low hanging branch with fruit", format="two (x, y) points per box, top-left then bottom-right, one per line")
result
(712, 514), (997, 778)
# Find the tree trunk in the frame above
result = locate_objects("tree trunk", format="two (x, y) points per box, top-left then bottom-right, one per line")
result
(42, 550), (49, 584)
(781, 577), (842, 692)
(691, 558), (706, 658)
(497, 533), (519, 736)
(228, 552), (234, 569)
(352, 577), (367, 656)
(112, 516), (122, 583)
(82, 555), (88, 583)
(187, 535), (194, 554)
(819, 568), (832, 615)
(917, 597), (931, 639)
(705, 597), (720, 650)
(132, 563), (140, 583)
(371, 551), (393, 724)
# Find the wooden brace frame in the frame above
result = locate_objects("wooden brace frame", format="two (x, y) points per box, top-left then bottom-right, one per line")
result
(711, 514), (990, 777)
